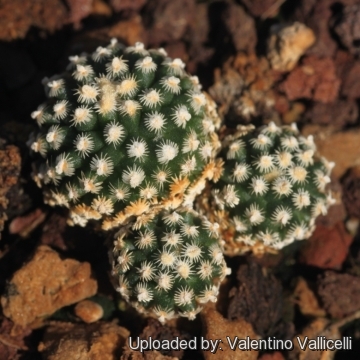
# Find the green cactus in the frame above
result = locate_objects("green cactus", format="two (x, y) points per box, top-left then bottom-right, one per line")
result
(28, 39), (221, 230)
(209, 122), (335, 254)
(112, 208), (229, 322)
(27, 39), (336, 323)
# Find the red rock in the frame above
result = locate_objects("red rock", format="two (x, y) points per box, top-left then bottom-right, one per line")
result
(242, 0), (282, 18)
(9, 208), (46, 238)
(299, 222), (353, 269)
(110, 0), (146, 12)
(341, 61), (360, 99)
(223, 3), (257, 53)
(65, 0), (93, 28)
(280, 56), (341, 103)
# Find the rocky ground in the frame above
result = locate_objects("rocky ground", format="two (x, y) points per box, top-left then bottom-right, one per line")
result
(1, 0), (360, 359)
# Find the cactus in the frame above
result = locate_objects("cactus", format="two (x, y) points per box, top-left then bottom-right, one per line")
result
(207, 122), (335, 255)
(28, 39), (221, 231)
(28, 39), (335, 322)
(112, 208), (229, 322)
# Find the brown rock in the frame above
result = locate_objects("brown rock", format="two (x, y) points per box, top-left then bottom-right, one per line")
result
(144, 0), (195, 46)
(92, 0), (112, 16)
(209, 53), (278, 124)
(315, 177), (346, 228)
(121, 348), (178, 360)
(334, 49), (354, 80)
(282, 101), (306, 124)
(185, 2), (214, 74)
(75, 300), (104, 323)
(40, 212), (68, 250)
(9, 208), (46, 238)
(280, 56), (341, 103)
(241, 0), (282, 18)
(201, 305), (258, 360)
(302, 126), (360, 179)
(293, 278), (326, 317)
(293, 0), (337, 58)
(317, 271), (360, 318)
(209, 63), (246, 120)
(342, 166), (360, 219)
(268, 22), (316, 72)
(259, 352), (285, 360)
(68, 14), (146, 56)
(341, 61), (360, 99)
(334, 4), (360, 56)
(110, 0), (146, 12)
(0, 144), (20, 192)
(0, 316), (31, 360)
(1, 245), (98, 328)
(304, 99), (358, 128)
(65, 0), (93, 28)
(295, 310), (360, 360)
(0, 0), (67, 41)
(108, 15), (147, 46)
(294, 318), (339, 360)
(163, 41), (188, 64)
(0, 143), (21, 238)
(38, 321), (129, 360)
(299, 222), (353, 269)
(223, 3), (257, 54)
(134, 319), (190, 359)
(186, 2), (209, 46)
(227, 258), (292, 339)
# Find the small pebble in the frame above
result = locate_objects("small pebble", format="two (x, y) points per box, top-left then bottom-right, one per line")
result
(75, 300), (104, 323)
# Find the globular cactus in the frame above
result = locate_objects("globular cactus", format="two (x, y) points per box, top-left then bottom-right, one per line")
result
(207, 122), (335, 255)
(27, 39), (335, 323)
(28, 39), (221, 231)
(112, 208), (229, 322)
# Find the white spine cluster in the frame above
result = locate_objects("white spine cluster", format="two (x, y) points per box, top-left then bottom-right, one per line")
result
(30, 40), (222, 307)
(33, 43), (217, 200)
(214, 122), (334, 252)
(112, 209), (229, 323)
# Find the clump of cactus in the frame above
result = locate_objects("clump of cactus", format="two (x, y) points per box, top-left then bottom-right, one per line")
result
(28, 39), (225, 321)
(28, 39), (221, 231)
(28, 39), (334, 322)
(112, 208), (228, 322)
(207, 122), (335, 255)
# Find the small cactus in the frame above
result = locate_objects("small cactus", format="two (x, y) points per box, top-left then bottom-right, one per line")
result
(208, 122), (335, 255)
(28, 39), (221, 231)
(28, 39), (335, 323)
(112, 208), (229, 322)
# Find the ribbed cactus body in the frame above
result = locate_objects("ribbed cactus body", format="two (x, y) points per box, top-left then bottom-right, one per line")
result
(112, 208), (228, 322)
(28, 39), (336, 322)
(29, 39), (220, 230)
(211, 122), (335, 254)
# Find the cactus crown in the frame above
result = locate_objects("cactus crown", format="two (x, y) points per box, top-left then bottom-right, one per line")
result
(210, 122), (335, 254)
(113, 208), (228, 322)
(29, 39), (220, 230)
